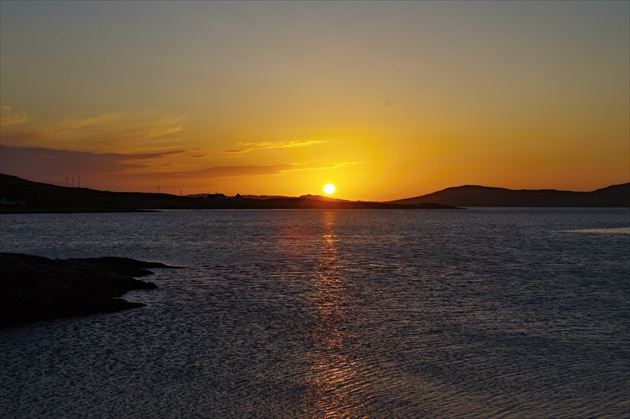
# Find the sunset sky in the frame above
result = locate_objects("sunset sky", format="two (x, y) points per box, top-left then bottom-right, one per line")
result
(1, 1), (628, 200)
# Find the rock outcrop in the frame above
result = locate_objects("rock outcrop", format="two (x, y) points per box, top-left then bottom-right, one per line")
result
(0, 253), (176, 327)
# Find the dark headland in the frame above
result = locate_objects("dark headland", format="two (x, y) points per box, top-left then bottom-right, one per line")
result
(1, 174), (628, 213)
(387, 183), (630, 207)
(0, 174), (456, 213)
(0, 253), (178, 327)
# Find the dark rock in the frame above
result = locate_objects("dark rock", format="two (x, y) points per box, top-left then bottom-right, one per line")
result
(66, 256), (180, 277)
(0, 253), (177, 327)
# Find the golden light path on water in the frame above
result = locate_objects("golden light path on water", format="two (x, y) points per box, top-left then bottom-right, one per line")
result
(0, 209), (628, 417)
(302, 211), (366, 418)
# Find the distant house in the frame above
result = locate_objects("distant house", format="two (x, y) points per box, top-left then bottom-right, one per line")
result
(0, 197), (26, 206)
(233, 193), (245, 201)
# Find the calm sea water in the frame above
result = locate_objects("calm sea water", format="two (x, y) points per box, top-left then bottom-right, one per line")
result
(0, 208), (628, 418)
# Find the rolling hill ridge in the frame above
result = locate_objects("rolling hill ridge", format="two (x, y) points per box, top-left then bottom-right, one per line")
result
(0, 174), (453, 212)
(387, 183), (630, 207)
(1, 174), (628, 212)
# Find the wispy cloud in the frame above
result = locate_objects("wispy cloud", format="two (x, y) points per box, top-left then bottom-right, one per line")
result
(39, 113), (121, 138)
(136, 164), (301, 179)
(310, 161), (357, 170)
(170, 160), (357, 178)
(0, 143), (346, 183)
(0, 143), (186, 187)
(164, 160), (359, 180)
(0, 107), (185, 154)
(224, 139), (325, 153)
(0, 105), (29, 126)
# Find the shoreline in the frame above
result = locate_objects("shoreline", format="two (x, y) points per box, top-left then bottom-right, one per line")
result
(0, 253), (179, 327)
(0, 200), (459, 214)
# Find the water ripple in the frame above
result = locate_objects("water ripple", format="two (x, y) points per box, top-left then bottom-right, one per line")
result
(0, 209), (628, 417)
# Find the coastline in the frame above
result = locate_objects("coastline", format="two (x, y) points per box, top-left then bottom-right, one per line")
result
(0, 253), (179, 327)
(0, 173), (459, 213)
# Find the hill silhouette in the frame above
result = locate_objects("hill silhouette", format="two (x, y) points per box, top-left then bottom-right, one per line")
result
(0, 173), (208, 212)
(2, 174), (626, 212)
(388, 183), (630, 207)
(0, 174), (454, 212)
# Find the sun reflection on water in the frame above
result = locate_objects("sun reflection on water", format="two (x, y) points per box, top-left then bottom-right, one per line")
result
(302, 211), (367, 418)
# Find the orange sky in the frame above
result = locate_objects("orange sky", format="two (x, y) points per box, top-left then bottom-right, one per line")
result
(1, 1), (628, 200)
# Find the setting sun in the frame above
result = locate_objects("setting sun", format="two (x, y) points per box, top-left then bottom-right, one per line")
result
(323, 184), (336, 195)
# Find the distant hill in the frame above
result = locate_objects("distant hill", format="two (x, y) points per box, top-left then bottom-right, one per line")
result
(0, 174), (455, 213)
(388, 183), (630, 207)
(4, 173), (624, 212)
(0, 173), (210, 212)
(299, 194), (352, 202)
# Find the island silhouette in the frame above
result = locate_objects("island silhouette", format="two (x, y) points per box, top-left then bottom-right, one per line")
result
(0, 173), (628, 213)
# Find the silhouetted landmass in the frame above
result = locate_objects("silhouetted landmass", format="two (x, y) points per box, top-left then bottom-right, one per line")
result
(209, 197), (454, 209)
(0, 174), (455, 212)
(242, 194), (299, 200)
(388, 183), (630, 207)
(0, 253), (178, 327)
(0, 173), (210, 213)
(3, 173), (626, 211)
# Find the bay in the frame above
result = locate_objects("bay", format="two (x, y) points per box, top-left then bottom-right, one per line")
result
(0, 208), (628, 418)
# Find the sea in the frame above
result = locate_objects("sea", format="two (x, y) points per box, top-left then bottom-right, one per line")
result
(0, 208), (628, 418)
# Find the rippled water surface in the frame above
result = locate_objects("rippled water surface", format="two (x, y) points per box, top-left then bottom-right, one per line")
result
(1, 209), (628, 418)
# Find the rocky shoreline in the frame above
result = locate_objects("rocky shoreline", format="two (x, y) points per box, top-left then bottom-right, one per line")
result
(0, 253), (179, 327)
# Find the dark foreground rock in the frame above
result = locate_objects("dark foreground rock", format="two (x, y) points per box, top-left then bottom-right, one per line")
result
(0, 253), (177, 327)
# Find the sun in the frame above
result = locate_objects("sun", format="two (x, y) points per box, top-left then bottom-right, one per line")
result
(323, 183), (336, 195)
